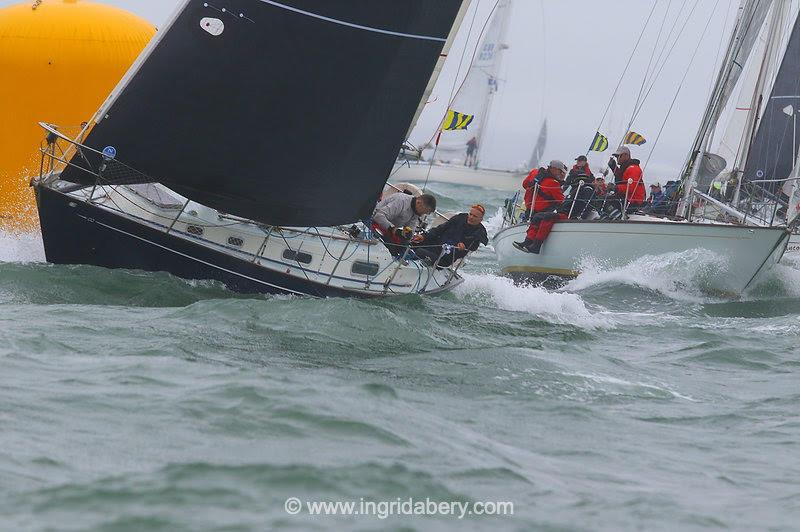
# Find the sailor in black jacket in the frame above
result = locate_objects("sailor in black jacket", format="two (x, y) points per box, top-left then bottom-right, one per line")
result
(415, 205), (489, 267)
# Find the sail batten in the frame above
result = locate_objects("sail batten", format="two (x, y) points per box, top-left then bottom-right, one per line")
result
(61, 0), (466, 227)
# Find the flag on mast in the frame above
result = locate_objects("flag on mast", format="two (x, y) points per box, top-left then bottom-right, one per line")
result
(441, 110), (475, 131)
(623, 131), (647, 146)
(589, 132), (609, 152)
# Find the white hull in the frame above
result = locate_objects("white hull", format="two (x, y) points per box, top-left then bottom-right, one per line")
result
(392, 162), (522, 191)
(494, 217), (789, 295)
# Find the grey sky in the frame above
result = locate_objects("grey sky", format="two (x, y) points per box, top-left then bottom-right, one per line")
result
(3, 0), (792, 179)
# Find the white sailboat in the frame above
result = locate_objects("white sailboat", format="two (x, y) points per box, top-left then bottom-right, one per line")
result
(494, 0), (792, 296)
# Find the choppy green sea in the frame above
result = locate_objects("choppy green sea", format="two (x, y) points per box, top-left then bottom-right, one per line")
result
(1, 183), (799, 531)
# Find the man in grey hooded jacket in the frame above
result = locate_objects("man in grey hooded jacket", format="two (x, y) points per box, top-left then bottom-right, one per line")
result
(372, 193), (437, 253)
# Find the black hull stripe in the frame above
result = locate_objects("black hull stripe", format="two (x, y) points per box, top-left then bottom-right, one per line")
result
(78, 214), (312, 297)
(258, 0), (448, 41)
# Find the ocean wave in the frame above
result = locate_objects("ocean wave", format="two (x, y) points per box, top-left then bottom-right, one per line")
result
(454, 273), (601, 327)
(0, 230), (45, 263)
(562, 249), (730, 304)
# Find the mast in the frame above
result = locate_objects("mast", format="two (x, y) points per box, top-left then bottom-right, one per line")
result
(679, 0), (775, 215)
(732, 0), (789, 204)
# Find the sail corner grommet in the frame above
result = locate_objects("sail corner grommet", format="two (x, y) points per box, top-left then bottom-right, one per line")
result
(200, 17), (224, 37)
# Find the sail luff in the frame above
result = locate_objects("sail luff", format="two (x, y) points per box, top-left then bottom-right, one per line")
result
(92, 1), (187, 128)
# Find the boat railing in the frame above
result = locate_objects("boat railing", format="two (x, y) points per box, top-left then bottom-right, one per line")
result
(34, 123), (467, 294)
(688, 180), (794, 228)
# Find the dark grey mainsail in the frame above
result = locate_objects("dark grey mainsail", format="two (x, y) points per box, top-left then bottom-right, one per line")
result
(744, 13), (800, 187)
(61, 0), (465, 227)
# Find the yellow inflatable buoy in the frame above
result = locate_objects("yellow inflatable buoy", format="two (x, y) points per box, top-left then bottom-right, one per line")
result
(0, 0), (155, 231)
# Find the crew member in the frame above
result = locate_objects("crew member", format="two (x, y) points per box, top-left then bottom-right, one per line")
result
(466, 136), (478, 167)
(610, 146), (645, 212)
(521, 160), (568, 216)
(567, 155), (593, 183)
(372, 193), (437, 255)
(514, 160), (568, 254)
(415, 204), (489, 267)
(645, 182), (668, 215)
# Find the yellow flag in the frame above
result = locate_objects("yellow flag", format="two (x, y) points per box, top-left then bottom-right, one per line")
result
(624, 131), (647, 146)
(442, 109), (475, 131)
(589, 132), (609, 152)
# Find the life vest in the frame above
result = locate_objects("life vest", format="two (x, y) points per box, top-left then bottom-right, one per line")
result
(523, 168), (565, 212)
(614, 159), (646, 205)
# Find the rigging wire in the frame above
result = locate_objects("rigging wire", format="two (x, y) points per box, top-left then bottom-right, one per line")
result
(705, 0), (736, 150)
(538, 0), (546, 121)
(627, 0), (704, 131)
(644, 0), (725, 170)
(631, 0), (671, 119)
(636, 0), (690, 106)
(590, 0), (660, 150)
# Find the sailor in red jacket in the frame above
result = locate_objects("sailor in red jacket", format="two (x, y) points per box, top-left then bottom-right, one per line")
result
(522, 161), (567, 214)
(610, 146), (646, 210)
(515, 160), (568, 254)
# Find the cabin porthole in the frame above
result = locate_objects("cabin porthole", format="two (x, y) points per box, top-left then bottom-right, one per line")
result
(351, 261), (380, 277)
(186, 225), (204, 236)
(282, 249), (312, 265)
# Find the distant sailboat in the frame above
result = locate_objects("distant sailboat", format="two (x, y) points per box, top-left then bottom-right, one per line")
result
(30, 0), (472, 298)
(527, 119), (548, 171)
(392, 0), (546, 190)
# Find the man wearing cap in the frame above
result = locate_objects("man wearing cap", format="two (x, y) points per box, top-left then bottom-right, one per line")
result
(521, 160), (568, 215)
(567, 155), (593, 184)
(609, 146), (646, 212)
(645, 182), (668, 216)
(415, 204), (489, 267)
(514, 160), (568, 254)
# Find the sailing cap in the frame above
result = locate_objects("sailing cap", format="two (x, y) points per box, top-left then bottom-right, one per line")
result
(575, 155), (587, 162)
(650, 182), (661, 188)
(549, 160), (568, 172)
(613, 146), (631, 157)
